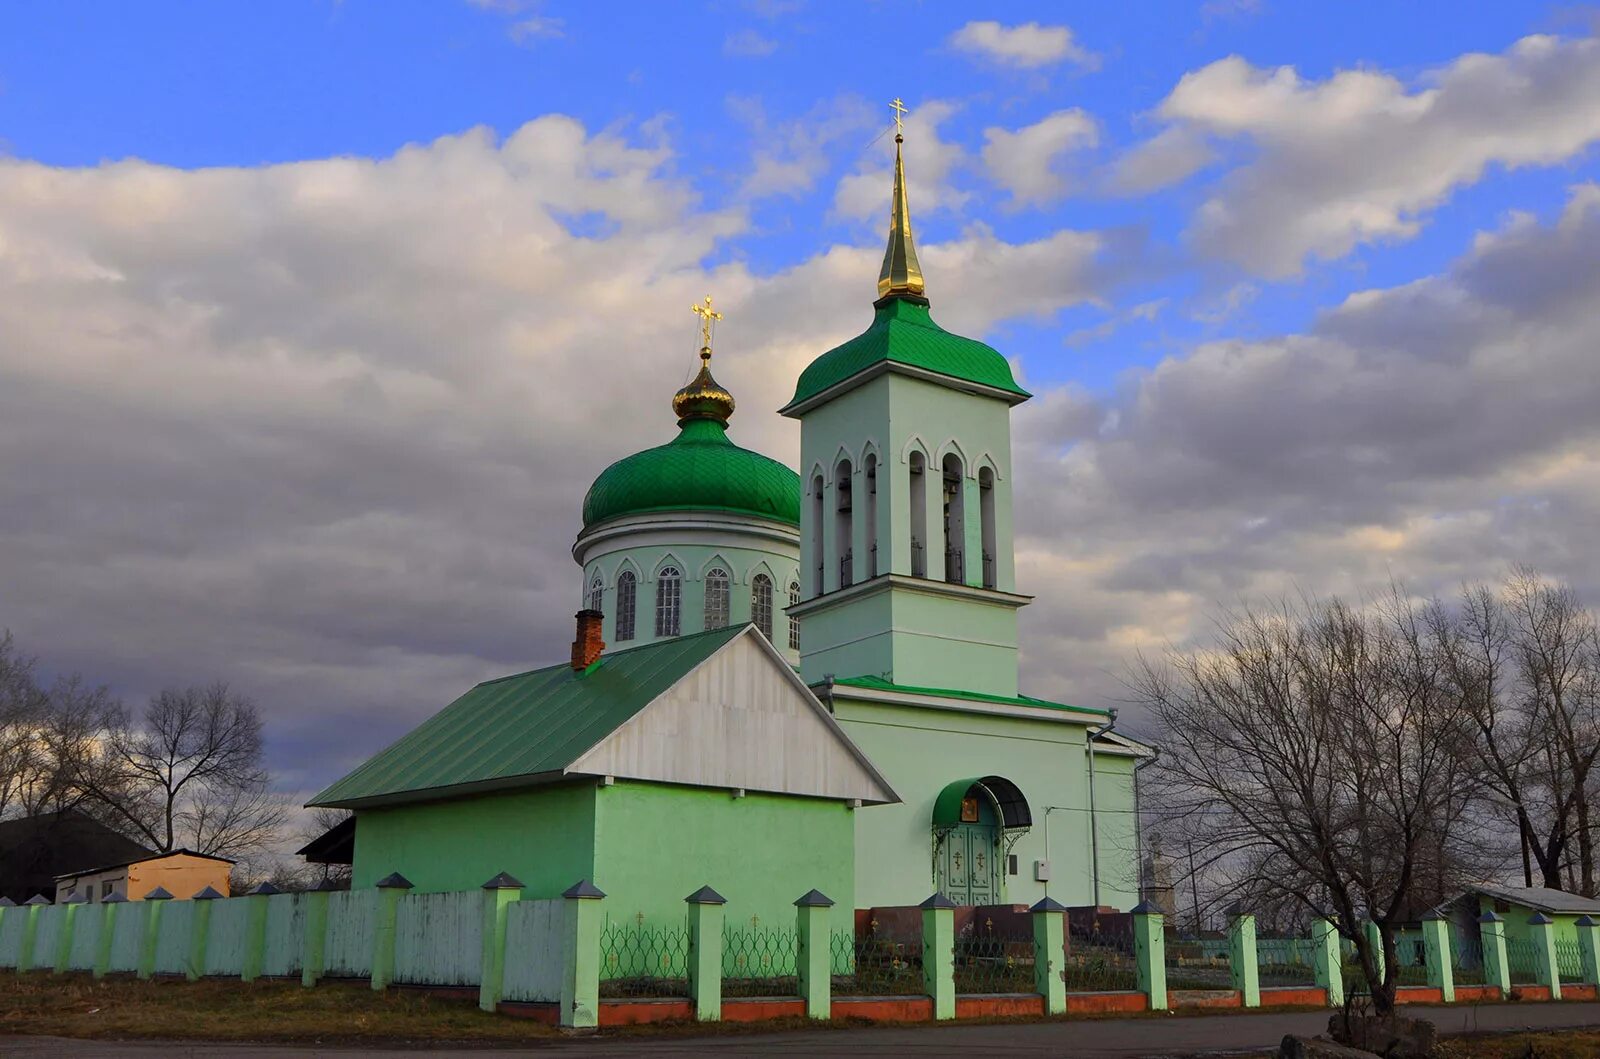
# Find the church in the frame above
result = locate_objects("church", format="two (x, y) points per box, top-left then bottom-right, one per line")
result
(311, 116), (1151, 928)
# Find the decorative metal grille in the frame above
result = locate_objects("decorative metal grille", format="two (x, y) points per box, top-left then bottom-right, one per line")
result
(1555, 940), (1585, 983)
(840, 550), (853, 588)
(953, 921), (1034, 994)
(1166, 936), (1232, 990)
(703, 568), (729, 630)
(1450, 934), (1486, 985)
(1061, 930), (1139, 992)
(598, 917), (690, 998)
(944, 547), (964, 584)
(1256, 937), (1317, 986)
(722, 922), (799, 997)
(1504, 938), (1541, 984)
(1393, 936), (1430, 986)
(829, 929), (925, 995)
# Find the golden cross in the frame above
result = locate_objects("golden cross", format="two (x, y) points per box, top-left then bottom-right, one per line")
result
(889, 97), (908, 136)
(691, 294), (723, 354)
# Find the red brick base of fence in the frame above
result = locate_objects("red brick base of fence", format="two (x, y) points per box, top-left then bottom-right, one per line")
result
(1261, 986), (1327, 1006)
(955, 994), (1045, 1018)
(1171, 989), (1241, 1009)
(831, 996), (935, 1021)
(1064, 990), (1147, 1014)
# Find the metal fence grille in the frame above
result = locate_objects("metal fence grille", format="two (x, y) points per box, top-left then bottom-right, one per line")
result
(1257, 937), (1317, 986)
(1394, 936), (1430, 986)
(829, 930), (924, 995)
(1166, 936), (1231, 990)
(598, 918), (690, 998)
(1504, 939), (1541, 984)
(1061, 931), (1139, 992)
(952, 923), (1034, 994)
(1450, 934), (1486, 985)
(1554, 941), (1585, 983)
(721, 923), (798, 997)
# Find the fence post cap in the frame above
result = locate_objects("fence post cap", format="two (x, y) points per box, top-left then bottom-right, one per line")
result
(143, 887), (174, 901)
(1029, 897), (1067, 913)
(1129, 901), (1164, 916)
(482, 871), (524, 890)
(794, 889), (834, 908)
(685, 885), (727, 906)
(102, 893), (127, 904)
(1577, 916), (1597, 928)
(312, 879), (342, 892)
(918, 892), (957, 910)
(0, 896), (14, 907)
(192, 886), (225, 901)
(1528, 912), (1554, 925)
(1478, 911), (1502, 923)
(562, 879), (606, 900)
(248, 882), (282, 896)
(374, 872), (413, 890)
(62, 892), (88, 905)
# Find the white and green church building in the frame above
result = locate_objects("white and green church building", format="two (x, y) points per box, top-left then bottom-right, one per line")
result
(312, 130), (1151, 929)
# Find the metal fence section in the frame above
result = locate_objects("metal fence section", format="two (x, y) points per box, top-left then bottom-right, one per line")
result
(394, 890), (481, 986)
(501, 899), (565, 1003)
(260, 893), (306, 978)
(323, 890), (374, 978)
(1061, 930), (1139, 992)
(152, 902), (194, 976)
(67, 905), (101, 970)
(1257, 937), (1317, 986)
(1504, 939), (1540, 984)
(205, 898), (248, 977)
(30, 905), (63, 971)
(953, 922), (1034, 994)
(830, 929), (925, 995)
(1555, 940), (1584, 983)
(1450, 933), (1486, 984)
(0, 910), (23, 968)
(1166, 936), (1231, 990)
(722, 921), (799, 997)
(1394, 935), (1430, 986)
(598, 917), (691, 997)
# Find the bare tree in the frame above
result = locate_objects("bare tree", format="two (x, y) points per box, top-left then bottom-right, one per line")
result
(1134, 590), (1485, 1014)
(79, 683), (286, 859)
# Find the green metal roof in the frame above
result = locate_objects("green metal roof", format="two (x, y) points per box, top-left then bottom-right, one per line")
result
(782, 298), (1031, 413)
(828, 675), (1108, 718)
(310, 624), (748, 809)
(581, 418), (801, 529)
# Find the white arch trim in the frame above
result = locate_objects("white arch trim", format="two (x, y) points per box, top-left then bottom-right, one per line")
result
(899, 434), (932, 465)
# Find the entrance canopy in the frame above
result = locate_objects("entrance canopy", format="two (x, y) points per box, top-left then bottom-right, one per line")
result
(932, 776), (1032, 830)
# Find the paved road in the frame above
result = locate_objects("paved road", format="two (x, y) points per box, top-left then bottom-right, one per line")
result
(7, 1002), (1600, 1058)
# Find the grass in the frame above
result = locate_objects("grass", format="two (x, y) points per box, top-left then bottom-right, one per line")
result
(1423, 1031), (1600, 1059)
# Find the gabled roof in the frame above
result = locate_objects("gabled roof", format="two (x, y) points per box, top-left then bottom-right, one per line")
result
(311, 624), (896, 810)
(0, 810), (152, 904)
(1467, 883), (1600, 916)
(54, 847), (235, 880)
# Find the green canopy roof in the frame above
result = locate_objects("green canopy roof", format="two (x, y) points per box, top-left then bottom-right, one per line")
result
(581, 418), (801, 529)
(781, 298), (1031, 414)
(311, 625), (747, 809)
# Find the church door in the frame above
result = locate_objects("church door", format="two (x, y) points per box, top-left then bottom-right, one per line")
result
(938, 795), (1002, 904)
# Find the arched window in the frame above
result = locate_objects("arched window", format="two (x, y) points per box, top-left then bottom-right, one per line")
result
(752, 573), (774, 640)
(587, 573), (604, 613)
(616, 572), (637, 641)
(979, 466), (997, 589)
(810, 475), (825, 596)
(704, 567), (730, 630)
(835, 457), (853, 588)
(655, 566), (681, 638)
(942, 453), (965, 584)
(864, 453), (878, 579)
(787, 581), (801, 651)
(909, 450), (927, 577)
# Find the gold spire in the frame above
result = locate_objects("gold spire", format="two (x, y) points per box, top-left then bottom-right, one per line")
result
(673, 295), (736, 425)
(877, 98), (926, 300)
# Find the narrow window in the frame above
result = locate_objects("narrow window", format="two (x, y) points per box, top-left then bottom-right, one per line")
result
(787, 580), (801, 651)
(811, 475), (825, 596)
(615, 571), (637, 641)
(655, 566), (682, 637)
(942, 454), (965, 584)
(909, 451), (927, 577)
(704, 567), (730, 630)
(752, 573), (774, 640)
(979, 466), (997, 589)
(587, 573), (604, 613)
(835, 458), (853, 588)
(864, 453), (878, 578)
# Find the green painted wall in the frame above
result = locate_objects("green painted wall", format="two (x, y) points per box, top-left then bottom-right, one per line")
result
(1476, 895), (1589, 946)
(352, 782), (598, 896)
(592, 780), (855, 929)
(832, 694), (1141, 912)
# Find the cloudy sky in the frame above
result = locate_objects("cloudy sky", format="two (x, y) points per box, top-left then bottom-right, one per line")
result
(2, 2), (1598, 801)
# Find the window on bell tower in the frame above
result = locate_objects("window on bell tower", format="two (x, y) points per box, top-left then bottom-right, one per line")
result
(655, 566), (682, 638)
(909, 451), (927, 577)
(979, 466), (997, 589)
(942, 453), (965, 584)
(864, 453), (878, 578)
(835, 457), (853, 588)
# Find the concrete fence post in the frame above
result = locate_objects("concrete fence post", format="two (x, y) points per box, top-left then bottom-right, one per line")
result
(369, 873), (412, 992)
(1577, 916), (1600, 987)
(920, 892), (956, 1020)
(138, 887), (173, 979)
(1030, 897), (1067, 1016)
(795, 889), (833, 1020)
(94, 896), (124, 979)
(1421, 912), (1454, 1003)
(1363, 920), (1386, 989)
(300, 882), (332, 988)
(191, 886), (223, 981)
(1312, 916), (1344, 1008)
(1229, 911), (1260, 1008)
(1479, 912), (1510, 998)
(478, 872), (523, 1014)
(17, 895), (48, 973)
(1529, 913), (1561, 999)
(686, 885), (726, 1022)
(55, 894), (85, 973)
(560, 880), (605, 1029)
(1132, 901), (1167, 1012)
(241, 882), (279, 983)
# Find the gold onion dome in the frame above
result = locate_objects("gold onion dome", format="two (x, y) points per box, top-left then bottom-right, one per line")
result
(674, 296), (735, 424)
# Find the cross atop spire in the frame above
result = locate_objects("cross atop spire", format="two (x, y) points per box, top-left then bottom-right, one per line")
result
(691, 295), (723, 361)
(877, 98), (926, 301)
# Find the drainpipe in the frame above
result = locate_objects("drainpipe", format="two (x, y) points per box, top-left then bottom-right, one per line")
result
(1133, 746), (1161, 904)
(1086, 710), (1117, 910)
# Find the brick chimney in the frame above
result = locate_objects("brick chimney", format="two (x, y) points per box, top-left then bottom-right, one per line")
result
(571, 609), (605, 670)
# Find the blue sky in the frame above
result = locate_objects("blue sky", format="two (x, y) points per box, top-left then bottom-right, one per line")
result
(3, 3), (1599, 799)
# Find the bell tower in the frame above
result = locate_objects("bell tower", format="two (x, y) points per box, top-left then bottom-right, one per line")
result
(780, 101), (1032, 697)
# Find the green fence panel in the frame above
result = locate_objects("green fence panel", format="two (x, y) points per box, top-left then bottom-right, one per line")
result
(393, 890), (480, 986)
(501, 898), (566, 1003)
(205, 898), (249, 976)
(1555, 940), (1585, 983)
(0, 910), (22, 969)
(261, 893), (305, 978)
(323, 890), (374, 978)
(31, 905), (65, 971)
(68, 905), (102, 971)
(1504, 939), (1541, 984)
(152, 902), (195, 976)
(1257, 937), (1318, 986)
(108, 906), (143, 973)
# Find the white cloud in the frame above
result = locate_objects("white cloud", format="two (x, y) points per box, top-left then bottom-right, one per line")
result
(981, 109), (1099, 207)
(724, 29), (777, 57)
(949, 20), (1097, 70)
(832, 100), (968, 221)
(729, 94), (875, 200)
(1117, 33), (1600, 276)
